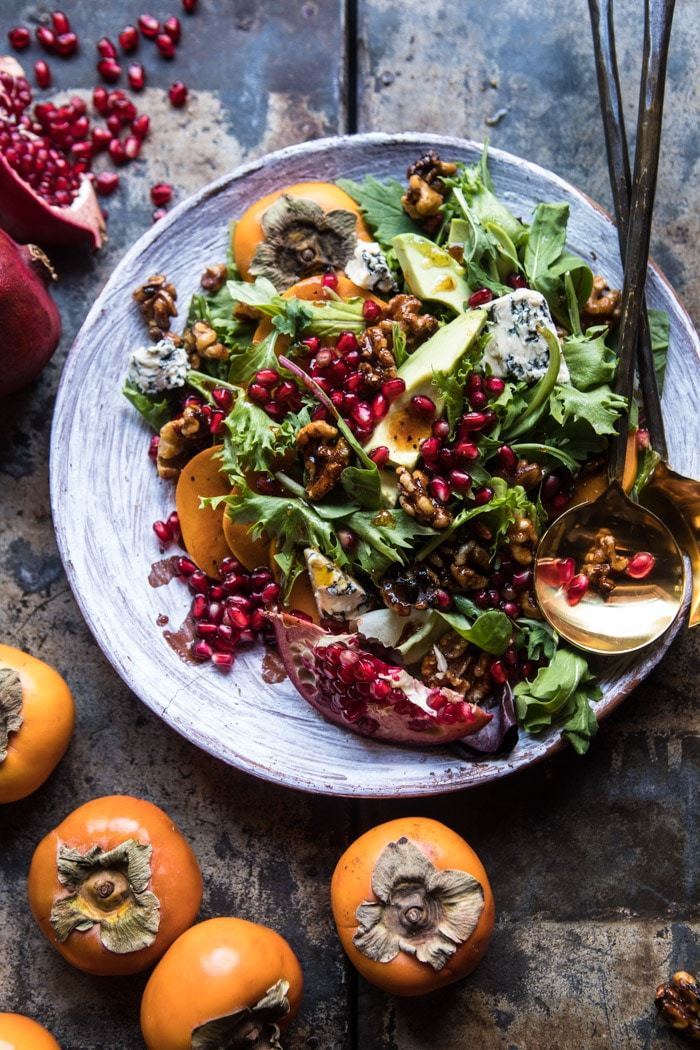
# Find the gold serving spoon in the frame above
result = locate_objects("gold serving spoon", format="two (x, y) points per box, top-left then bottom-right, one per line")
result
(589, 0), (700, 627)
(534, 0), (685, 654)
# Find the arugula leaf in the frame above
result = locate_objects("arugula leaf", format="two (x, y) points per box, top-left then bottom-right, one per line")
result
(122, 382), (172, 431)
(513, 647), (601, 754)
(549, 383), (627, 436)
(562, 325), (617, 391)
(648, 308), (670, 395)
(347, 509), (436, 579)
(212, 478), (348, 573)
(336, 176), (420, 247)
(437, 608), (512, 655)
(515, 617), (558, 661)
(524, 203), (569, 283)
(455, 149), (526, 248)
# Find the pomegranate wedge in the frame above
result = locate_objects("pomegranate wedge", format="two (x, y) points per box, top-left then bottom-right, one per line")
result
(272, 613), (492, 746)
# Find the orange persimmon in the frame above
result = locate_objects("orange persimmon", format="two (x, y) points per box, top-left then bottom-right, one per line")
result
(140, 917), (303, 1050)
(0, 645), (74, 804)
(28, 795), (203, 977)
(268, 540), (319, 624)
(0, 1014), (60, 1049)
(233, 181), (371, 281)
(331, 817), (495, 996)
(252, 272), (386, 345)
(176, 445), (233, 578)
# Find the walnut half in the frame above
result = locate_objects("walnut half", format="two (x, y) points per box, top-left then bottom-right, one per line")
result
(296, 421), (350, 501)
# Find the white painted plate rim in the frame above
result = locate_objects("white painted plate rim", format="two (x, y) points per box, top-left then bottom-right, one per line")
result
(50, 132), (699, 798)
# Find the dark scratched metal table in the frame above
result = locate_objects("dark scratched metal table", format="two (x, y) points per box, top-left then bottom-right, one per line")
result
(0, 2), (698, 1047)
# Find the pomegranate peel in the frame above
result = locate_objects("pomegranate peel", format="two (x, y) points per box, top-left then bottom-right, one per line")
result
(271, 612), (492, 746)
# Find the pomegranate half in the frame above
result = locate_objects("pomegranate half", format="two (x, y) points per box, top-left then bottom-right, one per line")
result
(0, 57), (105, 248)
(272, 613), (492, 746)
(0, 228), (61, 396)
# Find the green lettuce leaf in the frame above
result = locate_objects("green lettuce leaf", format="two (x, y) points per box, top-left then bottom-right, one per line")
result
(562, 325), (617, 391)
(549, 383), (627, 436)
(122, 382), (172, 431)
(227, 331), (280, 385)
(347, 509), (436, 579)
(220, 395), (278, 475)
(336, 175), (420, 247)
(437, 608), (512, 655)
(648, 308), (669, 395)
(524, 203), (568, 283)
(513, 647), (601, 754)
(455, 149), (526, 248)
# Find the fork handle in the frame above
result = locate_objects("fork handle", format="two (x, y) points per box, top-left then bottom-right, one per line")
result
(589, 0), (668, 460)
(609, 0), (675, 482)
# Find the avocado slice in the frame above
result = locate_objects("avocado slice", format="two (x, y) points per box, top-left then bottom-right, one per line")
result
(367, 310), (487, 470)
(393, 233), (471, 313)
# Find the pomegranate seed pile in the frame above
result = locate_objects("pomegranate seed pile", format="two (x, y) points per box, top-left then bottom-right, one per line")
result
(3, 3), (198, 222)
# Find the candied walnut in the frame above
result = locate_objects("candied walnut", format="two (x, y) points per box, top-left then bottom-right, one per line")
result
(296, 420), (350, 501)
(406, 150), (458, 188)
(402, 174), (444, 220)
(357, 295), (438, 389)
(507, 515), (539, 566)
(385, 293), (438, 349)
(494, 457), (544, 492)
(656, 971), (700, 1041)
(182, 321), (228, 369)
(380, 563), (447, 616)
(133, 274), (178, 339)
(200, 263), (228, 293)
(580, 528), (629, 599)
(397, 467), (453, 530)
(358, 323), (398, 390)
(582, 274), (621, 329)
(420, 631), (492, 704)
(156, 404), (207, 480)
(449, 539), (490, 591)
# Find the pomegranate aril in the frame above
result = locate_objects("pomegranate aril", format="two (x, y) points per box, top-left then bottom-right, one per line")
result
(188, 570), (209, 594)
(211, 651), (234, 668)
(321, 271), (339, 290)
(507, 273), (527, 289)
(34, 61), (52, 89)
(460, 411), (488, 433)
(379, 377), (405, 401)
(468, 288), (494, 308)
(336, 331), (358, 354)
(97, 58), (121, 83)
(122, 134), (141, 159)
(71, 141), (93, 160)
(8, 27), (31, 51)
(97, 37), (117, 59)
(542, 474), (561, 500)
(138, 14), (160, 37)
(108, 138), (127, 165)
(93, 86), (109, 113)
(428, 477), (450, 503)
(625, 551), (655, 579)
(106, 113), (122, 135)
(303, 335), (320, 353)
(52, 31), (76, 56)
(371, 393), (389, 420)
(473, 486), (493, 505)
(196, 622), (218, 639)
(177, 556), (197, 576)
(261, 582), (281, 604)
(119, 24), (139, 51)
(474, 590), (490, 609)
(131, 113), (150, 138)
(51, 11), (71, 33)
(36, 27), (57, 52)
(362, 298), (382, 322)
(438, 447), (455, 468)
(410, 394), (435, 418)
(255, 367), (280, 387)
(164, 15), (182, 42)
(449, 469), (472, 492)
(169, 80), (188, 107)
(192, 640), (212, 661)
(209, 409), (225, 434)
(153, 520), (172, 543)
(455, 441), (479, 463)
(566, 574), (590, 606)
(484, 376), (505, 397)
(212, 387), (233, 411)
(557, 557), (576, 585)
(128, 63), (146, 91)
(502, 602), (520, 619)
(182, 0), (198, 11)
(148, 435), (160, 461)
(167, 510), (180, 537)
(497, 444), (518, 472)
(551, 492), (570, 513)
(352, 401), (372, 428)
(468, 389), (488, 409)
(419, 436), (441, 463)
(156, 33), (176, 58)
(512, 569), (532, 590)
(369, 445), (389, 467)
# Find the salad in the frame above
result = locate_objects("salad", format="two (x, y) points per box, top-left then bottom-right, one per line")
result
(123, 145), (669, 757)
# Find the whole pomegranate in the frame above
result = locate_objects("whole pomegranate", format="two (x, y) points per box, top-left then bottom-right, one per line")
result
(272, 613), (492, 745)
(0, 56), (104, 247)
(0, 229), (61, 397)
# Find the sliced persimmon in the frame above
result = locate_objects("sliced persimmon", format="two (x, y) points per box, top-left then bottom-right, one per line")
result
(222, 505), (268, 571)
(252, 273), (387, 346)
(175, 445), (231, 579)
(233, 181), (372, 281)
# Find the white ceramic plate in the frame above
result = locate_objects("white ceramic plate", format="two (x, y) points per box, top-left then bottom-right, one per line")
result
(50, 133), (700, 797)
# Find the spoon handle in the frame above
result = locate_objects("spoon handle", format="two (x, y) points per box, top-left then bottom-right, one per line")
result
(608, 0), (675, 483)
(588, 0), (668, 460)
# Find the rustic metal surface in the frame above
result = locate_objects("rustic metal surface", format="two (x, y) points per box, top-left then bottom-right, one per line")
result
(0, 1), (697, 1048)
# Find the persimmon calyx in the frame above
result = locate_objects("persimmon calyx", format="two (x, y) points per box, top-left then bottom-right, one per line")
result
(192, 978), (290, 1050)
(50, 838), (161, 953)
(353, 836), (484, 971)
(0, 666), (23, 763)
(250, 194), (358, 290)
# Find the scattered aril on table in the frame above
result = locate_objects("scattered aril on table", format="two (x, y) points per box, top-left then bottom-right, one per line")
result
(152, 207), (168, 222)
(7, 27), (30, 51)
(182, 0), (198, 11)
(156, 33), (176, 58)
(150, 182), (173, 206)
(97, 57), (121, 83)
(36, 26), (56, 52)
(119, 24), (139, 51)
(34, 60), (51, 88)
(95, 171), (119, 196)
(96, 37), (117, 59)
(138, 14), (160, 38)
(50, 11), (71, 35)
(127, 62), (146, 90)
(163, 15), (182, 43)
(168, 80), (188, 107)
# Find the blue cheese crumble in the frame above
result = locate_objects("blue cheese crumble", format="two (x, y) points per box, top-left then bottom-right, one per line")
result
(127, 337), (189, 395)
(344, 241), (398, 295)
(482, 289), (570, 385)
(304, 548), (372, 619)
